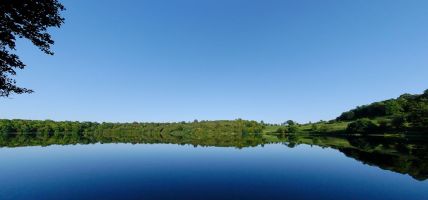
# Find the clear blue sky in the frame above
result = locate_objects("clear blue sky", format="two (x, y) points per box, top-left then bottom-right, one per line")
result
(1, 0), (428, 123)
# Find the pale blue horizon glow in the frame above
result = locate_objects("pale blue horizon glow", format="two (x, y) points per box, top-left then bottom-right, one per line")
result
(1, 0), (428, 124)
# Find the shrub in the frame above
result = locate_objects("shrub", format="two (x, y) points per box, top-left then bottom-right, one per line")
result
(276, 127), (287, 134)
(311, 124), (319, 131)
(391, 115), (407, 129)
(338, 111), (355, 121)
(346, 118), (378, 134)
(287, 125), (298, 133)
(377, 119), (390, 131)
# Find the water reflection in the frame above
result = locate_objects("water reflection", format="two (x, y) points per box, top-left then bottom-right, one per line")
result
(285, 134), (428, 181)
(1, 132), (427, 181)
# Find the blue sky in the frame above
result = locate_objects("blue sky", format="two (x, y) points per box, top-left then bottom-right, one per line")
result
(1, 0), (428, 123)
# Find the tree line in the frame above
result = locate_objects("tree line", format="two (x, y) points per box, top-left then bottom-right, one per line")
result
(337, 89), (428, 133)
(0, 119), (264, 135)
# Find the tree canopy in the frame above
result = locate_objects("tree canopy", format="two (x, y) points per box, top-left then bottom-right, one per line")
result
(337, 90), (428, 133)
(0, 119), (264, 135)
(0, 0), (65, 97)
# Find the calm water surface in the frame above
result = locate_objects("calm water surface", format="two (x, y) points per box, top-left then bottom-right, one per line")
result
(0, 142), (427, 200)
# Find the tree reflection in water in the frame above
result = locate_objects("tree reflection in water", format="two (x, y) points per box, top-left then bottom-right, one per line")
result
(1, 132), (427, 181)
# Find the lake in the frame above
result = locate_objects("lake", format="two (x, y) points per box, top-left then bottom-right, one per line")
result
(0, 134), (427, 200)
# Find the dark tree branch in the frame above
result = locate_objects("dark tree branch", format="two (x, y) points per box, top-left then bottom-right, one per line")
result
(0, 0), (65, 97)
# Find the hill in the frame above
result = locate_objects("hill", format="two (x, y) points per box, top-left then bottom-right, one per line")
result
(268, 89), (428, 135)
(337, 89), (428, 133)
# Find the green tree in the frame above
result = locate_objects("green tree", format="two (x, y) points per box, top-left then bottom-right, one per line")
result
(385, 100), (403, 115)
(338, 111), (355, 121)
(346, 118), (378, 134)
(287, 125), (298, 133)
(276, 127), (286, 134)
(423, 89), (428, 97)
(286, 120), (295, 126)
(311, 124), (319, 131)
(391, 116), (407, 129)
(407, 104), (428, 129)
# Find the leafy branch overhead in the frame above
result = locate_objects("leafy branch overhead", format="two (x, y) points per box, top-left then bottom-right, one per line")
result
(0, 0), (65, 97)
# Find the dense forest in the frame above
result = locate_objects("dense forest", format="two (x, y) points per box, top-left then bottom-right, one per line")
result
(1, 90), (427, 135)
(265, 90), (428, 135)
(337, 89), (428, 133)
(0, 119), (264, 135)
(1, 91), (427, 181)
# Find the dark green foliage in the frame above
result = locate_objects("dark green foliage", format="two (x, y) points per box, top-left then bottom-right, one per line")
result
(311, 124), (319, 131)
(407, 104), (428, 130)
(336, 94), (424, 121)
(346, 118), (378, 134)
(287, 125), (298, 133)
(276, 127), (287, 134)
(0, 119), (264, 135)
(0, 0), (65, 96)
(391, 116), (407, 129)
(385, 100), (404, 115)
(339, 111), (355, 121)
(286, 120), (295, 126)
(338, 89), (428, 133)
(0, 131), (267, 149)
(274, 124), (299, 134)
(337, 101), (393, 121)
(377, 119), (390, 131)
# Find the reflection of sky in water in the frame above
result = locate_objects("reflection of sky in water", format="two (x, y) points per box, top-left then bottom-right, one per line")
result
(0, 144), (427, 200)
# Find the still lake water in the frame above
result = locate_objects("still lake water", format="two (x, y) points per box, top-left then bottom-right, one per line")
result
(0, 140), (427, 200)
